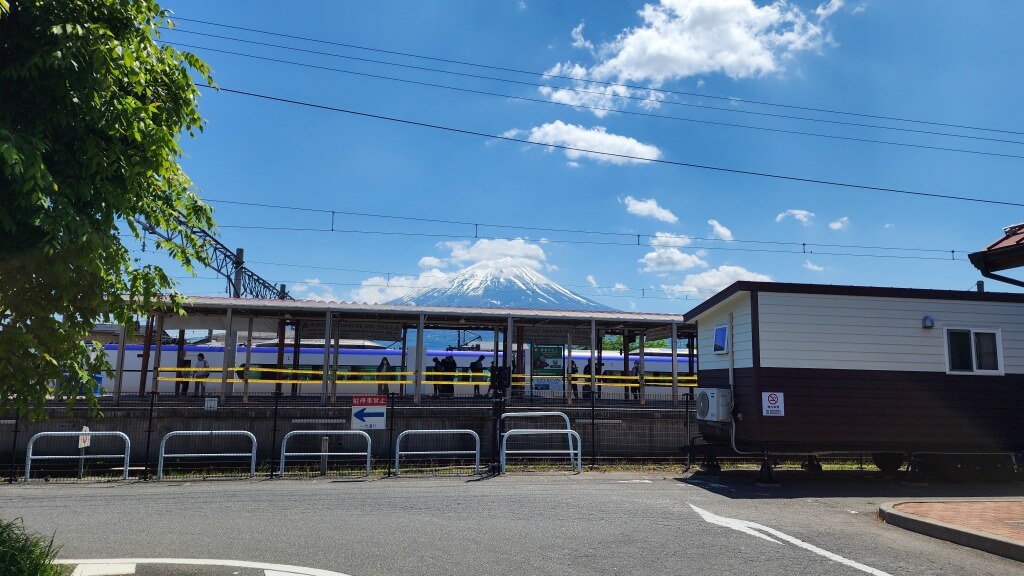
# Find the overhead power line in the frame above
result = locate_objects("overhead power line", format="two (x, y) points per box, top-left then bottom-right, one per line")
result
(168, 28), (1024, 148)
(210, 224), (962, 261)
(171, 16), (1024, 137)
(166, 41), (1024, 161)
(200, 84), (1024, 209)
(203, 197), (964, 255)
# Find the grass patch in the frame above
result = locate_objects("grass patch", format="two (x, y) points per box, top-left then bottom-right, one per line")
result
(0, 518), (68, 576)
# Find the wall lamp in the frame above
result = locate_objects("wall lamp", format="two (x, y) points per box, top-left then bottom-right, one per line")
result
(922, 315), (935, 329)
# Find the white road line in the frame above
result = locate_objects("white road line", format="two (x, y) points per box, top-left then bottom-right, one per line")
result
(689, 504), (893, 576)
(71, 564), (136, 576)
(616, 479), (653, 483)
(57, 559), (352, 576)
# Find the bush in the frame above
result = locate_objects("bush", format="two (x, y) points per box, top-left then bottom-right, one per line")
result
(0, 519), (68, 576)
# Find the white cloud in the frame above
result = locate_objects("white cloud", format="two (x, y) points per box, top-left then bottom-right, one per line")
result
(638, 246), (707, 272)
(511, 120), (662, 165)
(828, 216), (850, 231)
(349, 269), (450, 304)
(884, 223), (894, 229)
(291, 278), (340, 302)
(623, 196), (678, 223)
(775, 209), (815, 225)
(586, 274), (599, 288)
(815, 0), (844, 21)
(560, 0), (832, 89)
(612, 282), (629, 292)
(661, 265), (771, 297)
(441, 237), (547, 269)
(517, 0), (527, 9)
(571, 21), (594, 51)
(566, 161), (581, 168)
(650, 231), (692, 247)
(707, 218), (734, 241)
(852, 5), (866, 15)
(696, 78), (705, 88)
(803, 260), (824, 271)
(418, 256), (443, 268)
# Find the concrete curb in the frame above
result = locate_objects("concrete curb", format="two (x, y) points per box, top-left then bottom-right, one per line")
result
(879, 502), (1024, 563)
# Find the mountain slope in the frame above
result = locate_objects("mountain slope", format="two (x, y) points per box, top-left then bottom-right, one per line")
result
(387, 262), (617, 311)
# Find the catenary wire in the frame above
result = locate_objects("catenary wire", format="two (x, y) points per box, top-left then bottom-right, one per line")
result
(168, 28), (1024, 147)
(203, 197), (966, 254)
(164, 41), (1024, 161)
(200, 84), (1024, 209)
(170, 16), (1024, 137)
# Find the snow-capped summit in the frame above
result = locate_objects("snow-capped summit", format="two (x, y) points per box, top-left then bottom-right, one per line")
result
(387, 261), (616, 311)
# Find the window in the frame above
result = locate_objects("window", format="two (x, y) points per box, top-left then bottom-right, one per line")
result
(945, 328), (1002, 375)
(713, 325), (729, 355)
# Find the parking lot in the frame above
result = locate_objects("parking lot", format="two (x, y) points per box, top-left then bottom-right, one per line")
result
(2, 470), (1022, 576)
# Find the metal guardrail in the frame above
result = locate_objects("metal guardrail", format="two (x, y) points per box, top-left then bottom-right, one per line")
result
(157, 430), (257, 479)
(25, 431), (131, 480)
(394, 429), (481, 476)
(500, 429), (582, 474)
(278, 430), (372, 476)
(500, 411), (573, 451)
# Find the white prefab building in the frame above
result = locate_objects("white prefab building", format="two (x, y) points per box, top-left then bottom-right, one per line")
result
(685, 282), (1024, 455)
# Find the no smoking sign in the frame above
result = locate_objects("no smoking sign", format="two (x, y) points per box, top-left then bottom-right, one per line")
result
(761, 392), (785, 416)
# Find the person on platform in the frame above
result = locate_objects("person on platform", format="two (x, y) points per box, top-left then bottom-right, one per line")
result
(431, 357), (442, 397)
(193, 353), (210, 397)
(377, 357), (391, 395)
(569, 360), (579, 399)
(469, 355), (486, 396)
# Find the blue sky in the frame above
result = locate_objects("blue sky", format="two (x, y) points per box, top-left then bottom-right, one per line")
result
(139, 0), (1024, 313)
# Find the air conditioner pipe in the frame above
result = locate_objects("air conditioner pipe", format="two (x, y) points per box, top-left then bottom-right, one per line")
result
(728, 311), (759, 455)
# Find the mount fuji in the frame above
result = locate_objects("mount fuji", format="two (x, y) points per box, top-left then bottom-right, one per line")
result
(387, 262), (617, 311)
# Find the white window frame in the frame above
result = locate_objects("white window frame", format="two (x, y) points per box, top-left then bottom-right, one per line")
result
(943, 327), (1004, 376)
(712, 325), (729, 355)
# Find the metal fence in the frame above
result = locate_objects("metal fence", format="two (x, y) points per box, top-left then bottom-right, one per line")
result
(0, 393), (697, 481)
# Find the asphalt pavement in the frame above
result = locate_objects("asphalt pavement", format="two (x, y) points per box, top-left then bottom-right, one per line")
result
(3, 470), (1023, 576)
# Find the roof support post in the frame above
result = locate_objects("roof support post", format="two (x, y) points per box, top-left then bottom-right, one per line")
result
(670, 321), (678, 408)
(504, 316), (513, 368)
(565, 328), (573, 407)
(414, 314), (425, 404)
(149, 314), (164, 399)
(321, 311), (332, 405)
(220, 306), (234, 403)
(588, 321), (596, 397)
(242, 317), (253, 404)
(113, 323), (127, 406)
(331, 323), (342, 403)
(638, 330), (646, 406)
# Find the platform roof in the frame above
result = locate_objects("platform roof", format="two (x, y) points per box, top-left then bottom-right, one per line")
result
(161, 295), (693, 340)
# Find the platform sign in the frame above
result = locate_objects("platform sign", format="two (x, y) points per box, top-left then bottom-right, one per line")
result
(78, 426), (91, 449)
(761, 392), (785, 416)
(298, 319), (401, 342)
(351, 395), (388, 430)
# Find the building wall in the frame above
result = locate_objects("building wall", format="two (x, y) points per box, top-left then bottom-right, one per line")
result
(696, 292), (753, 371)
(757, 292), (1024, 373)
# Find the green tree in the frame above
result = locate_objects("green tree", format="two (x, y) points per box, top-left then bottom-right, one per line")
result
(0, 0), (214, 417)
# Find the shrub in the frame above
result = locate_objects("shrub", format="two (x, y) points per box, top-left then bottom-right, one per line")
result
(0, 518), (68, 576)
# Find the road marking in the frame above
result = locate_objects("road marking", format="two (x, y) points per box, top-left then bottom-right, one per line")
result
(71, 564), (135, 576)
(616, 479), (652, 483)
(689, 504), (893, 576)
(58, 559), (352, 576)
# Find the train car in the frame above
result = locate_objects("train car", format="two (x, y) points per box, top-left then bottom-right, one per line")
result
(687, 281), (1024, 476)
(100, 342), (695, 397)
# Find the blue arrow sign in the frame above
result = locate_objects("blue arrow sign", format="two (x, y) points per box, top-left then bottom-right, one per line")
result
(354, 407), (385, 422)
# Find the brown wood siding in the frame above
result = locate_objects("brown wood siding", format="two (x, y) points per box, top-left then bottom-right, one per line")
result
(698, 367), (1024, 453)
(750, 367), (1024, 452)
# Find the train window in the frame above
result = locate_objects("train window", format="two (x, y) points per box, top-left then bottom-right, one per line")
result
(712, 325), (729, 355)
(945, 328), (1002, 375)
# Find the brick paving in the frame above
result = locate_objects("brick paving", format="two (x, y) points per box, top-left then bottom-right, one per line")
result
(895, 501), (1024, 543)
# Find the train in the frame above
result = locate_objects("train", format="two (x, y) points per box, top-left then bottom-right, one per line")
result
(100, 341), (697, 397)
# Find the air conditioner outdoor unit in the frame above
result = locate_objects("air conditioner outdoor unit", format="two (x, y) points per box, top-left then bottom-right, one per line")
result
(696, 388), (732, 422)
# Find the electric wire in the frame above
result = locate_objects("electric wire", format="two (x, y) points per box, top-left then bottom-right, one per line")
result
(168, 28), (1024, 147)
(171, 16), (1024, 137)
(200, 84), (1024, 209)
(165, 41), (1024, 161)
(204, 197), (966, 254)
